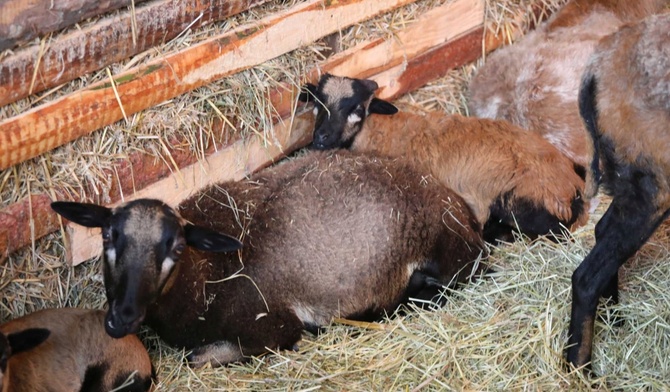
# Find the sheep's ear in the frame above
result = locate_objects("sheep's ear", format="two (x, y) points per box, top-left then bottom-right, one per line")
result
(7, 328), (51, 355)
(360, 79), (379, 93)
(184, 224), (243, 253)
(369, 98), (398, 115)
(299, 83), (318, 103)
(51, 201), (112, 228)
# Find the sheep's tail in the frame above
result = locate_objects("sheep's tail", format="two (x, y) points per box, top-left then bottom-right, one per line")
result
(579, 72), (601, 200)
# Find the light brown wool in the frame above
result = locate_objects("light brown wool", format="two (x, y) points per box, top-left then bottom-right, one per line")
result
(302, 73), (589, 241)
(468, 0), (668, 169)
(355, 112), (588, 230)
(0, 308), (153, 392)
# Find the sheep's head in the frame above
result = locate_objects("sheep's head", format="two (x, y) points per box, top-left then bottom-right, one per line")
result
(300, 74), (398, 150)
(51, 199), (242, 339)
(0, 328), (50, 390)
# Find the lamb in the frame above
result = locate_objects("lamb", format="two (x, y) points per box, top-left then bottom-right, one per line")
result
(51, 150), (486, 367)
(0, 308), (153, 392)
(468, 0), (667, 171)
(567, 13), (670, 370)
(300, 74), (588, 243)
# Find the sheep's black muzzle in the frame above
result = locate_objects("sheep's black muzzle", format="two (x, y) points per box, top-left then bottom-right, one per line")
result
(105, 301), (145, 339)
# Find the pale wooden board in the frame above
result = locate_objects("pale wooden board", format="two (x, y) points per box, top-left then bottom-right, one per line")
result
(67, 114), (315, 265)
(324, 0), (484, 78)
(0, 0), (418, 171)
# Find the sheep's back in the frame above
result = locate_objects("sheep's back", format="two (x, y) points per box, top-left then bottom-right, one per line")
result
(177, 150), (483, 325)
(360, 113), (586, 226)
(586, 13), (670, 200)
(467, 0), (667, 168)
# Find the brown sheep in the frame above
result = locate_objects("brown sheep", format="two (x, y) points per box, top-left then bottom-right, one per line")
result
(468, 0), (667, 171)
(300, 74), (588, 243)
(0, 308), (153, 392)
(51, 150), (486, 367)
(567, 13), (670, 371)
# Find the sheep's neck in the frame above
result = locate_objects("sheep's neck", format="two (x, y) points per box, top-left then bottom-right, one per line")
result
(352, 115), (406, 158)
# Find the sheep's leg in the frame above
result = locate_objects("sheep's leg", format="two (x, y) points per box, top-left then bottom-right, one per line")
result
(567, 197), (662, 370)
(593, 208), (621, 326)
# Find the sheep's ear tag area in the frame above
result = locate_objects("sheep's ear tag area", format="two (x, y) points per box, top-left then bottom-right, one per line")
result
(184, 224), (243, 253)
(298, 83), (318, 103)
(50, 201), (112, 228)
(7, 328), (51, 355)
(369, 98), (398, 115)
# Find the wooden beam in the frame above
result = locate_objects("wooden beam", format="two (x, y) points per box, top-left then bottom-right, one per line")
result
(66, 112), (315, 265)
(0, 0), (149, 51)
(65, 0), (489, 265)
(0, 0), (417, 172)
(0, 0), (270, 107)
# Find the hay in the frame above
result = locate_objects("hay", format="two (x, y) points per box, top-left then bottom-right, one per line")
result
(5, 0), (670, 390)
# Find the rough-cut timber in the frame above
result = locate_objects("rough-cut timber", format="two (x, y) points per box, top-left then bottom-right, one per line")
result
(0, 193), (60, 262)
(268, 0), (484, 121)
(0, 0), (501, 261)
(66, 113), (315, 264)
(0, 0), (270, 107)
(0, 0), (417, 172)
(0, 0), (149, 52)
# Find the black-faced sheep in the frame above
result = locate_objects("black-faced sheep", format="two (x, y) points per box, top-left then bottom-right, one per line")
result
(300, 74), (588, 243)
(567, 13), (670, 370)
(0, 308), (153, 392)
(51, 150), (486, 367)
(468, 0), (667, 171)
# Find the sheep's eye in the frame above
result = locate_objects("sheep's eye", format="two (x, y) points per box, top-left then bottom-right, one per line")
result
(102, 228), (119, 247)
(347, 107), (364, 124)
(174, 243), (185, 255)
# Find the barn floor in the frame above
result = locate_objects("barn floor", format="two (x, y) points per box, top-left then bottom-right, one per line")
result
(1, 0), (669, 390)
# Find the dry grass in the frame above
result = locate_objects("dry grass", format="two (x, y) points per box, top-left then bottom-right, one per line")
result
(6, 0), (670, 391)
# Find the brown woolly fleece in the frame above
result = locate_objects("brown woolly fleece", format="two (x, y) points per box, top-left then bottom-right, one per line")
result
(468, 0), (668, 170)
(0, 308), (153, 392)
(56, 150), (484, 367)
(583, 12), (670, 211)
(355, 112), (589, 231)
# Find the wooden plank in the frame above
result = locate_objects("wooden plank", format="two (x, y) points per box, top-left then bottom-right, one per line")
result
(267, 0), (485, 124)
(0, 0), (149, 51)
(0, 0), (417, 172)
(0, 0), (270, 107)
(66, 113), (315, 265)
(0, 193), (60, 262)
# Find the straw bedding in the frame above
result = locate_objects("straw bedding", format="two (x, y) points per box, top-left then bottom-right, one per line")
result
(2, 0), (670, 390)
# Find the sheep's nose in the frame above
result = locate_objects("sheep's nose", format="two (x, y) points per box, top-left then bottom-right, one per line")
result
(316, 132), (329, 143)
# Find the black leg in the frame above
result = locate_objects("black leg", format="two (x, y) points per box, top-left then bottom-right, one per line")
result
(567, 198), (662, 370)
(593, 209), (621, 325)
